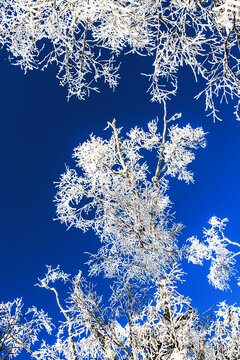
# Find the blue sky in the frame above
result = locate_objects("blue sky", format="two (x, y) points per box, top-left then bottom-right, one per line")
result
(0, 50), (240, 319)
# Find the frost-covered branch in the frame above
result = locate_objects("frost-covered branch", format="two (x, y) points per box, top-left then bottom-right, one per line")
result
(2, 111), (240, 359)
(0, 299), (52, 360)
(55, 114), (206, 282)
(4, 264), (240, 360)
(0, 0), (240, 119)
(187, 216), (240, 290)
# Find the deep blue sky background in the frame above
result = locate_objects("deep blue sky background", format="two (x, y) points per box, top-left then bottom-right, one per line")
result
(0, 49), (240, 322)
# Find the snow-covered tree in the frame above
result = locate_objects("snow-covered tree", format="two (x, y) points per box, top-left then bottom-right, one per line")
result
(0, 299), (52, 360)
(0, 0), (239, 119)
(0, 0), (240, 358)
(1, 106), (240, 359)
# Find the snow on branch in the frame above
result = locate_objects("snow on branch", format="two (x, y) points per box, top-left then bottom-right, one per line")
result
(2, 111), (240, 360)
(2, 264), (240, 359)
(0, 299), (52, 360)
(0, 0), (240, 119)
(55, 113), (206, 282)
(187, 216), (240, 290)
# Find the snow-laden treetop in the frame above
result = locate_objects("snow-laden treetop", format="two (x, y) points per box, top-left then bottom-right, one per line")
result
(55, 108), (240, 291)
(2, 111), (240, 360)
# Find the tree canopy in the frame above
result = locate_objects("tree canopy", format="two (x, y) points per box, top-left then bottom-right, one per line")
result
(1, 109), (240, 359)
(0, 1), (240, 359)
(0, 0), (240, 119)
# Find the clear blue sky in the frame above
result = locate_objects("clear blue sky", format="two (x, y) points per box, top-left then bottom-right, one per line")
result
(0, 49), (240, 319)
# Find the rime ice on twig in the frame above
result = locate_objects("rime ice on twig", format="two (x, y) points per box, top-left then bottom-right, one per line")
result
(55, 115), (206, 281)
(0, 0), (240, 119)
(2, 113), (240, 359)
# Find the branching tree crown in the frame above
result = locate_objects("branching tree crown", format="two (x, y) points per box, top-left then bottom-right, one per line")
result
(1, 108), (240, 359)
(1, 0), (240, 359)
